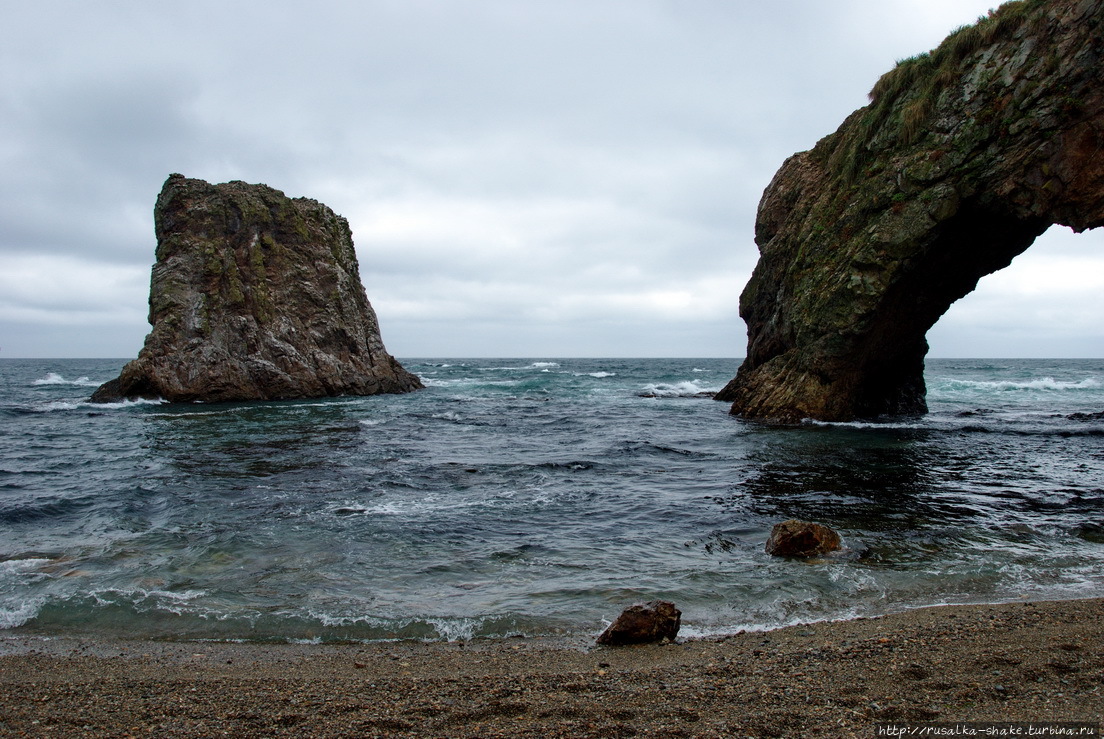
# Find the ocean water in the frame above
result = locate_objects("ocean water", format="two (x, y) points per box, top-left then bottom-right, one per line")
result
(1, 357), (1102, 644)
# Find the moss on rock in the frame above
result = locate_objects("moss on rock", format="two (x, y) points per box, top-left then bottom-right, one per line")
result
(719, 0), (1104, 422)
(91, 175), (423, 403)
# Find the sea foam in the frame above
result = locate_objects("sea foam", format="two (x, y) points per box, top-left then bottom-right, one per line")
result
(0, 599), (43, 629)
(936, 376), (1101, 392)
(32, 397), (165, 413)
(639, 380), (718, 397)
(32, 373), (100, 387)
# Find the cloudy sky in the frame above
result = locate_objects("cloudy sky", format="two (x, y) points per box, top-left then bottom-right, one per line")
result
(2, 0), (1100, 359)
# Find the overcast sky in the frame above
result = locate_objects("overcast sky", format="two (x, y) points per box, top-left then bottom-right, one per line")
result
(2, 0), (1100, 359)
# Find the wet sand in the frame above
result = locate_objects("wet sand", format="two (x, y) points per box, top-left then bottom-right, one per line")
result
(1, 598), (1101, 737)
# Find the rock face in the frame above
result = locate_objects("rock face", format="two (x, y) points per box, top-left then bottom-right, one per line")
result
(764, 520), (842, 558)
(717, 0), (1104, 422)
(91, 174), (423, 403)
(596, 600), (682, 646)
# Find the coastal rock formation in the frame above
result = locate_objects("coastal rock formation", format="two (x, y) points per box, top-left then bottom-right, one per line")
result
(596, 601), (682, 646)
(91, 174), (422, 403)
(717, 0), (1104, 422)
(764, 520), (842, 558)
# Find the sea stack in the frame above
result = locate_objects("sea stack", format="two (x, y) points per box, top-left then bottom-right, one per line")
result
(91, 174), (423, 403)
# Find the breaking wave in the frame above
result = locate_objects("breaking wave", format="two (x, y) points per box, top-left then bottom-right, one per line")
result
(32, 373), (100, 387)
(935, 376), (1101, 393)
(639, 380), (718, 398)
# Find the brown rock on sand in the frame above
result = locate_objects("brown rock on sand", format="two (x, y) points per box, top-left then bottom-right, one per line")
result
(596, 600), (682, 646)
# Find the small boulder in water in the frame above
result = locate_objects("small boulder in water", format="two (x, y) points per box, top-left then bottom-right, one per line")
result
(765, 519), (841, 557)
(596, 600), (681, 646)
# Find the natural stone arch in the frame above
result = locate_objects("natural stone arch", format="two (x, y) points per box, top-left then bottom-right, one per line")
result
(716, 0), (1104, 422)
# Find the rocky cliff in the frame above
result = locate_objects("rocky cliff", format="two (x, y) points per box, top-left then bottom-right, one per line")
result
(717, 0), (1104, 422)
(91, 174), (423, 403)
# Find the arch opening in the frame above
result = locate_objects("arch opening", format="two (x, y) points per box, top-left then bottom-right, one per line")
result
(927, 225), (1104, 358)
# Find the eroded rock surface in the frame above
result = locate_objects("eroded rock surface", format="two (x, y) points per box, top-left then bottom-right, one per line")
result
(92, 174), (422, 403)
(718, 0), (1104, 421)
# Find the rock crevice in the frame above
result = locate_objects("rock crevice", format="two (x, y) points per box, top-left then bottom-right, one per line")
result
(718, 0), (1104, 422)
(92, 174), (422, 403)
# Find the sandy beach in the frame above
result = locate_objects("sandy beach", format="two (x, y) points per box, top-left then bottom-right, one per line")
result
(1, 598), (1101, 737)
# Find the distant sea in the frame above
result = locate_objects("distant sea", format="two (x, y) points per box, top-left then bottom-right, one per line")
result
(2, 357), (1102, 643)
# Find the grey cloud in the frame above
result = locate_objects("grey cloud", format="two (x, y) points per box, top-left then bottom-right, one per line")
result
(1, 0), (1098, 358)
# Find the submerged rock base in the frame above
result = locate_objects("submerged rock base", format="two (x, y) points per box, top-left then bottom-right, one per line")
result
(92, 174), (422, 403)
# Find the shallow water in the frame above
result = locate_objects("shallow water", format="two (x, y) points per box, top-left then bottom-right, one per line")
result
(1, 357), (1102, 642)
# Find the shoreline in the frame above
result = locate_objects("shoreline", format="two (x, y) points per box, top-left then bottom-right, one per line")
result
(2, 598), (1102, 737)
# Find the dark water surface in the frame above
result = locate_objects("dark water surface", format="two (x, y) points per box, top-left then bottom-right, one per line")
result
(2, 358), (1102, 642)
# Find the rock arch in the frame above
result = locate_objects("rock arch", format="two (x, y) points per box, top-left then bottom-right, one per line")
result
(716, 0), (1104, 422)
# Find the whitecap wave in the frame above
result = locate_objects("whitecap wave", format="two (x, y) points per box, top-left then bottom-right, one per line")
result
(89, 398), (166, 409)
(580, 372), (616, 378)
(418, 376), (455, 387)
(39, 401), (82, 412)
(0, 558), (54, 586)
(32, 373), (100, 387)
(0, 559), (55, 629)
(34, 397), (165, 413)
(639, 380), (718, 398)
(423, 616), (483, 641)
(86, 587), (212, 618)
(307, 610), (486, 642)
(0, 557), (55, 572)
(471, 363), (560, 372)
(91, 587), (208, 606)
(0, 598), (44, 629)
(804, 419), (926, 430)
(935, 376), (1101, 393)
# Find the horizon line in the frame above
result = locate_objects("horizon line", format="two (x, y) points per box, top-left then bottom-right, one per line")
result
(2, 355), (1103, 361)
